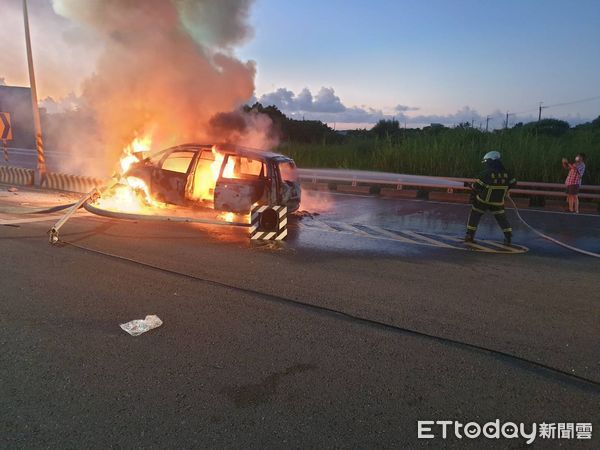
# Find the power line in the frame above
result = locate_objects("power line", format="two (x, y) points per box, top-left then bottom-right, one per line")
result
(544, 95), (600, 109)
(486, 95), (600, 121)
(508, 95), (600, 117)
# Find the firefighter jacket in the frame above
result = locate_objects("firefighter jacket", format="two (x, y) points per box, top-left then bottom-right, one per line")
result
(472, 160), (517, 206)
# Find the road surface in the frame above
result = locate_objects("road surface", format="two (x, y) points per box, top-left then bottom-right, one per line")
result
(1, 186), (599, 448)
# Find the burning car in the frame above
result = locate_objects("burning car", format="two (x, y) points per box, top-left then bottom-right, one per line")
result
(124, 143), (301, 213)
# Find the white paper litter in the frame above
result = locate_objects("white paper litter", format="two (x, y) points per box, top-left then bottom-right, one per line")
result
(120, 315), (163, 336)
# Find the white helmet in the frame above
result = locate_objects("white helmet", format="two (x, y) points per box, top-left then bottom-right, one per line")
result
(482, 150), (501, 162)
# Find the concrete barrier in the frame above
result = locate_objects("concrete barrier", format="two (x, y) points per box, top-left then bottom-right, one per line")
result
(0, 166), (34, 186)
(580, 202), (600, 213)
(543, 198), (598, 213)
(301, 182), (331, 191)
(428, 191), (471, 204)
(380, 188), (419, 199)
(508, 197), (530, 208)
(41, 171), (105, 193)
(4, 164), (596, 215)
(336, 184), (376, 195)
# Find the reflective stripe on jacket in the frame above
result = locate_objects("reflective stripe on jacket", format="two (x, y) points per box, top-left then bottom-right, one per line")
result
(472, 162), (516, 206)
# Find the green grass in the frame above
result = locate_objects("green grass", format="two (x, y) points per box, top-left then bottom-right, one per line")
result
(277, 127), (600, 185)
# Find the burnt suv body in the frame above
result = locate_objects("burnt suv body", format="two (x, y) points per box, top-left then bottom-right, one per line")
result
(126, 143), (301, 213)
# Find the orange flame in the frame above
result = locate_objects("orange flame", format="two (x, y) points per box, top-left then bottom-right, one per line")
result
(189, 145), (240, 202)
(98, 139), (245, 215)
(120, 136), (152, 173)
(95, 135), (162, 213)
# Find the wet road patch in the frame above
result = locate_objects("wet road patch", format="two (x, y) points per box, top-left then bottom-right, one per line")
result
(300, 220), (528, 254)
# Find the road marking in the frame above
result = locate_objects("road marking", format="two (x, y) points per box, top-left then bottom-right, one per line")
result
(300, 219), (342, 233)
(327, 222), (372, 236)
(446, 236), (495, 252)
(351, 224), (424, 244)
(299, 219), (528, 254)
(401, 229), (457, 249)
(479, 239), (520, 252)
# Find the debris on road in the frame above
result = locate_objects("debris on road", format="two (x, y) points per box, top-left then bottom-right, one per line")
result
(292, 210), (320, 219)
(253, 240), (286, 251)
(120, 315), (163, 336)
(8, 186), (18, 193)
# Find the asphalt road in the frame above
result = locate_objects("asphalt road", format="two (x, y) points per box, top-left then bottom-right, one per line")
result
(1, 187), (599, 448)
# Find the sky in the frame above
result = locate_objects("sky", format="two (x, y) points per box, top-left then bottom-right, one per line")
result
(1, 0), (599, 129)
(238, 0), (600, 127)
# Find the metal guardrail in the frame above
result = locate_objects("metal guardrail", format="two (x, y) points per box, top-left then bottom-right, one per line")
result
(297, 168), (600, 200)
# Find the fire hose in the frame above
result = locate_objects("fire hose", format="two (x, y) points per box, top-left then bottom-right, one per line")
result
(83, 201), (250, 227)
(48, 189), (99, 244)
(508, 196), (600, 259)
(48, 188), (249, 244)
(8, 203), (77, 214)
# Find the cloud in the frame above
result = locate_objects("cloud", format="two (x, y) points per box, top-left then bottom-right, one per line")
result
(258, 86), (395, 123)
(312, 87), (346, 113)
(258, 86), (462, 125)
(395, 104), (419, 112)
(258, 87), (346, 114)
(402, 106), (485, 126)
(255, 87), (595, 128)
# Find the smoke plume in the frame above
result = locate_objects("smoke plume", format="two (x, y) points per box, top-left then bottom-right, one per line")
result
(47, 0), (271, 176)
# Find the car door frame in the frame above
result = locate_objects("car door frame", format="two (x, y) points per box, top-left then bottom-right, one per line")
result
(151, 149), (198, 205)
(213, 153), (274, 212)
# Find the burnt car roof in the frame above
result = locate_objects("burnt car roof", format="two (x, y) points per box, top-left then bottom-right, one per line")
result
(163, 143), (294, 162)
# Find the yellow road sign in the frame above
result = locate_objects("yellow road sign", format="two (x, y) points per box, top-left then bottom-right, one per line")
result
(0, 112), (12, 141)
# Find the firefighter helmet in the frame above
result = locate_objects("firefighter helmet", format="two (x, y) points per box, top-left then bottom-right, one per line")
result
(482, 150), (501, 163)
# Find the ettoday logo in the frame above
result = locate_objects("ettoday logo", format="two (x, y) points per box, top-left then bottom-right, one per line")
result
(418, 420), (593, 444)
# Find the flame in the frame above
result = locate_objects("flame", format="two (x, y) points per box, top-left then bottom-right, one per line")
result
(125, 176), (158, 206)
(96, 139), (247, 217)
(189, 145), (240, 202)
(223, 156), (236, 178)
(95, 174), (165, 213)
(219, 212), (235, 223)
(95, 179), (155, 213)
(120, 136), (152, 173)
(217, 211), (250, 224)
(94, 135), (163, 213)
(210, 145), (224, 180)
(211, 145), (237, 180)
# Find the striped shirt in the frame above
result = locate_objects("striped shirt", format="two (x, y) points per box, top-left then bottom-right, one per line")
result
(565, 161), (585, 186)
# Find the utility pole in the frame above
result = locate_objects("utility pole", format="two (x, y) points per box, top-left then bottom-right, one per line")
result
(505, 111), (509, 129)
(23, 0), (46, 183)
(485, 115), (491, 132)
(538, 102), (548, 121)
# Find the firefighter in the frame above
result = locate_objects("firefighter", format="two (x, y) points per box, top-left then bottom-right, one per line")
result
(465, 151), (517, 245)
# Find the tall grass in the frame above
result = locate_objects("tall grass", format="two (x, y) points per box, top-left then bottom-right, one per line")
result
(278, 127), (600, 184)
